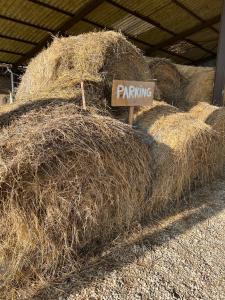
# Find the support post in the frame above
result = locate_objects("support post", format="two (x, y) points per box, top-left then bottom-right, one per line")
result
(81, 81), (86, 110)
(213, 0), (225, 106)
(128, 107), (134, 126)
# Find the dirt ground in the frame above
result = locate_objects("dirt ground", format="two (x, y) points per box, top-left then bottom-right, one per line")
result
(34, 178), (225, 300)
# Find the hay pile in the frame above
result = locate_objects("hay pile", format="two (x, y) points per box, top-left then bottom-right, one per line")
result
(134, 100), (223, 212)
(175, 64), (214, 79)
(189, 102), (225, 140)
(147, 58), (186, 107)
(182, 69), (216, 108)
(0, 102), (152, 298)
(16, 31), (151, 115)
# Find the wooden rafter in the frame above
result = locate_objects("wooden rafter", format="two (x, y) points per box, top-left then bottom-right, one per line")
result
(171, 0), (219, 34)
(28, 0), (194, 63)
(0, 49), (23, 56)
(84, 19), (193, 62)
(106, 0), (217, 56)
(0, 33), (37, 45)
(146, 15), (220, 55)
(0, 14), (55, 33)
(15, 0), (106, 65)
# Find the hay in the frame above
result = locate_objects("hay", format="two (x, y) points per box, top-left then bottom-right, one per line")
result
(16, 31), (151, 115)
(175, 64), (214, 79)
(0, 102), (153, 298)
(147, 58), (187, 107)
(134, 100), (224, 212)
(181, 69), (216, 108)
(189, 102), (225, 140)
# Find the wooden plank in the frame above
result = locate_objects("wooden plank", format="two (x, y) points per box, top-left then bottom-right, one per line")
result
(213, 1), (225, 106)
(111, 80), (155, 107)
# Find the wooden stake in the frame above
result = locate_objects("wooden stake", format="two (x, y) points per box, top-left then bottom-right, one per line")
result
(81, 81), (86, 110)
(128, 106), (134, 126)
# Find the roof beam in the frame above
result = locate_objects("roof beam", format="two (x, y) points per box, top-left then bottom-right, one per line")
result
(0, 14), (55, 33)
(191, 54), (216, 65)
(0, 33), (37, 45)
(146, 15), (220, 55)
(15, 0), (105, 65)
(83, 19), (193, 62)
(106, 0), (217, 56)
(0, 49), (23, 56)
(28, 0), (194, 63)
(28, 0), (74, 17)
(171, 0), (219, 34)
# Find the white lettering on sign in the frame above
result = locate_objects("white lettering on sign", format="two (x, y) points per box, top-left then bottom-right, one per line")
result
(112, 80), (155, 107)
(117, 85), (152, 99)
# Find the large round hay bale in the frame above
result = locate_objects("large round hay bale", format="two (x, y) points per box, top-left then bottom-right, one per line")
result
(189, 102), (225, 140)
(134, 100), (223, 212)
(175, 64), (214, 79)
(16, 31), (151, 115)
(0, 103), (153, 297)
(147, 58), (186, 107)
(182, 70), (215, 108)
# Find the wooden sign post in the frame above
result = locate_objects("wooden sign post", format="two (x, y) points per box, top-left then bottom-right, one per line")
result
(111, 80), (155, 125)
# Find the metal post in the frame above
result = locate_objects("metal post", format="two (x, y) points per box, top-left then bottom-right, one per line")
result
(7, 67), (14, 103)
(213, 0), (225, 106)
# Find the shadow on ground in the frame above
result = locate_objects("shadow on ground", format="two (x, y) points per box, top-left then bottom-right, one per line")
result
(33, 178), (225, 299)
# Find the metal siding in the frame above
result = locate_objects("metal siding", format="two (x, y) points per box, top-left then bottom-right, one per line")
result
(0, 37), (34, 53)
(0, 0), (222, 64)
(179, 0), (223, 20)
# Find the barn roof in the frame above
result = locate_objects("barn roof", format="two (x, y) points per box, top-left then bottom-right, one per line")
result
(0, 0), (222, 66)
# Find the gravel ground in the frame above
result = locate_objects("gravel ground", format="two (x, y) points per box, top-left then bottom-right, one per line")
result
(35, 179), (225, 300)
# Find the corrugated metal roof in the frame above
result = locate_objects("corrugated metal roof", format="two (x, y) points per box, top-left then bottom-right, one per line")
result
(0, 0), (222, 66)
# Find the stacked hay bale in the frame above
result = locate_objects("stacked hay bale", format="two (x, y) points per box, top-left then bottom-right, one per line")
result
(147, 58), (187, 107)
(16, 31), (152, 117)
(175, 64), (214, 79)
(134, 101), (224, 213)
(182, 69), (215, 108)
(190, 102), (225, 142)
(0, 103), (153, 298)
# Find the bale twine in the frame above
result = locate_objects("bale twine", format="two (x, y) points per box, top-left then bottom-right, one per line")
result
(0, 103), (153, 297)
(134, 100), (223, 212)
(189, 102), (225, 141)
(147, 58), (187, 107)
(16, 31), (151, 115)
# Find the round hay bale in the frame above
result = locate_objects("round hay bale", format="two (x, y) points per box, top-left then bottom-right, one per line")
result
(16, 31), (151, 115)
(182, 70), (215, 108)
(147, 58), (186, 107)
(189, 102), (225, 140)
(134, 100), (223, 212)
(175, 64), (214, 79)
(0, 103), (153, 297)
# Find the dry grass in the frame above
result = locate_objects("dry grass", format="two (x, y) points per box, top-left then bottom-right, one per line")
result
(0, 102), (153, 299)
(175, 64), (214, 79)
(189, 102), (225, 142)
(182, 70), (215, 108)
(134, 100), (224, 212)
(147, 58), (187, 107)
(16, 31), (151, 116)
